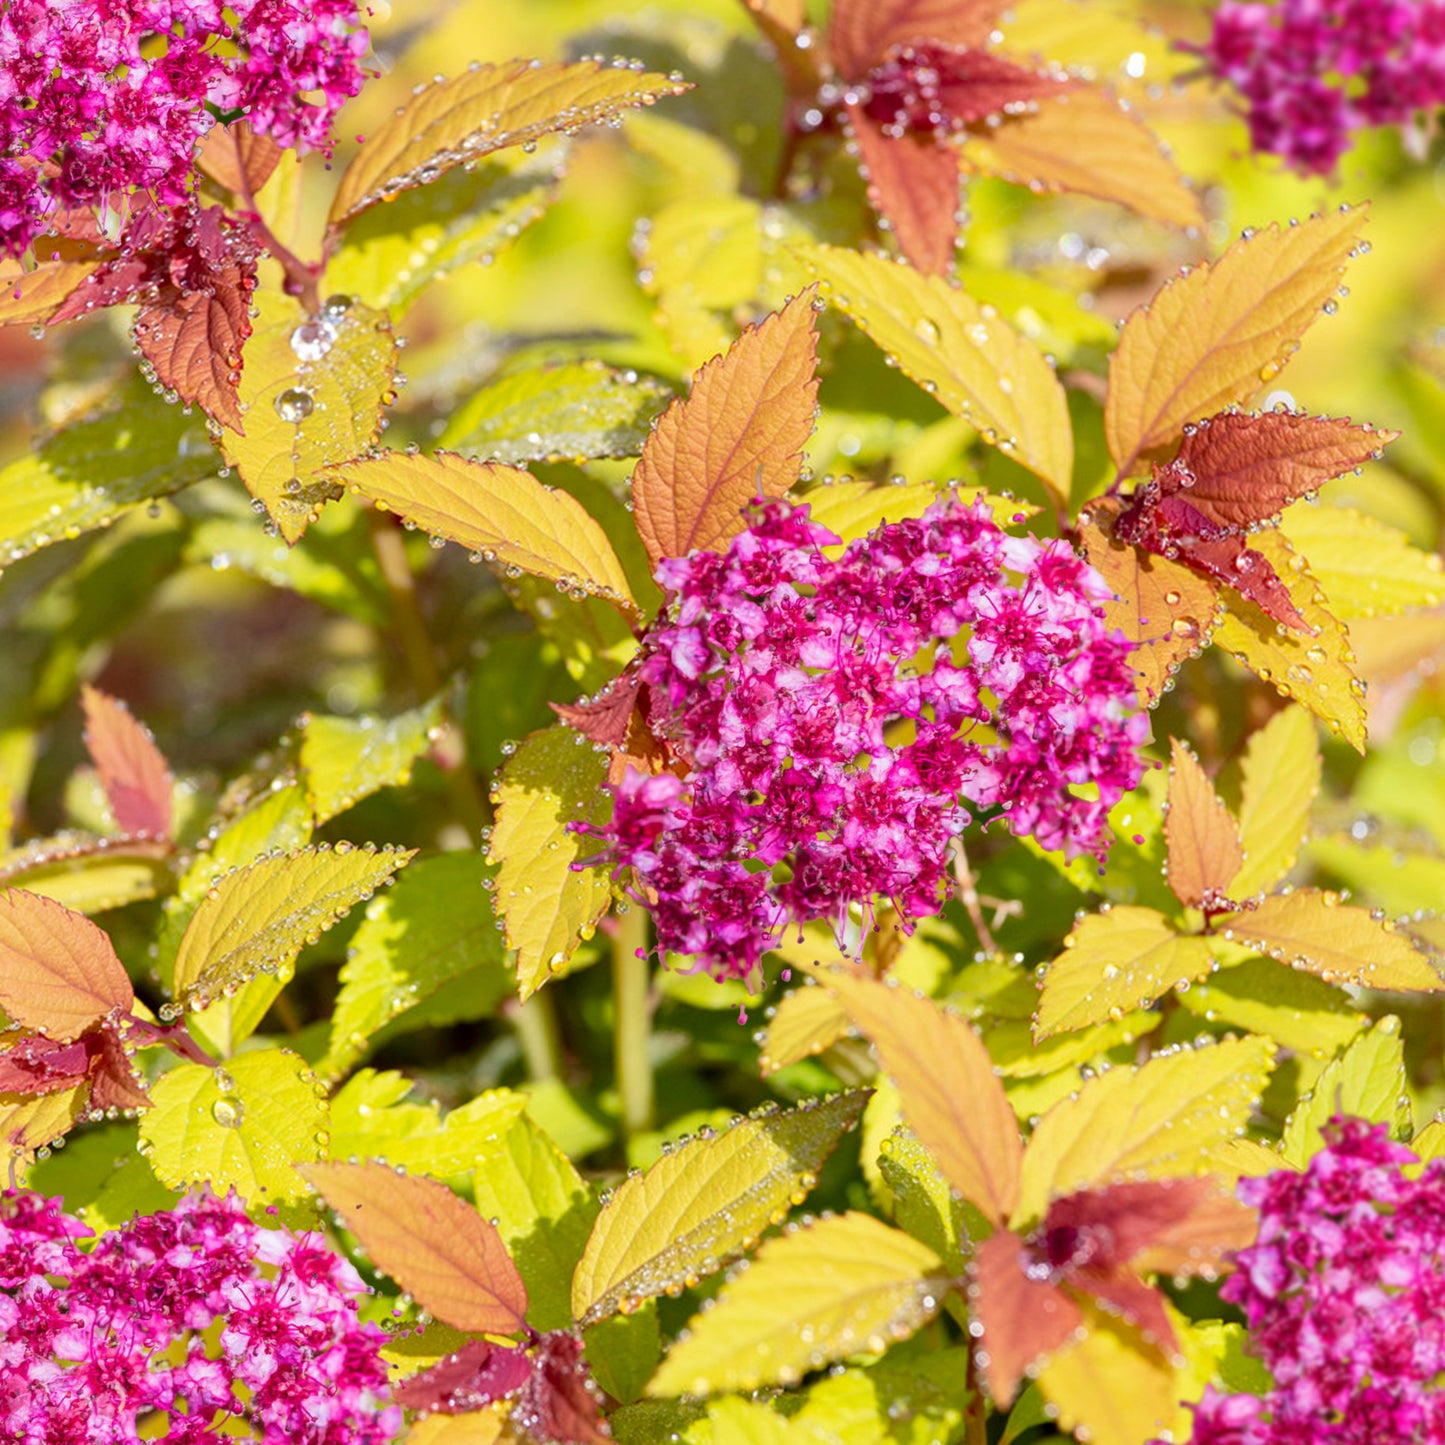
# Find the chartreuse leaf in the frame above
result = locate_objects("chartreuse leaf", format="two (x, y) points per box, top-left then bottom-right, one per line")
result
(327, 58), (689, 225)
(0, 379), (215, 567)
(687, 1398), (798, 1445)
(1177, 955), (1364, 1056)
(1165, 739), (1242, 908)
(441, 361), (674, 466)
(170, 842), (411, 1015)
(800, 481), (942, 545)
(759, 984), (850, 1074)
(876, 1127), (974, 1275)
(1212, 531), (1367, 751)
(571, 1092), (867, 1327)
(1229, 706), (1321, 898)
(646, 1212), (945, 1398)
(1281, 1016), (1411, 1167)
(404, 1412), (506, 1445)
(1035, 906), (1214, 1039)
(1411, 1116), (1445, 1165)
(1104, 207), (1367, 473)
(27, 1122), (178, 1233)
(1015, 1035), (1276, 1223)
(1218, 887), (1444, 992)
(3, 1091), (86, 1177)
(219, 290), (399, 544)
(324, 149), (560, 313)
(322, 853), (512, 1081)
(586, 1306), (663, 1409)
(801, 244), (1073, 505)
(299, 695), (444, 825)
(301, 1160), (529, 1335)
(139, 1047), (326, 1205)
(0, 832), (170, 915)
(1280, 505), (1444, 618)
(488, 726), (613, 1000)
(337, 451), (638, 618)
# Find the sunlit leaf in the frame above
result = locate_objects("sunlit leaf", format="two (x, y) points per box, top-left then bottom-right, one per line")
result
(1229, 706), (1321, 898)
(488, 726), (613, 1000)
(571, 1091), (867, 1326)
(169, 843), (413, 1012)
(1164, 739), (1242, 908)
(0, 889), (133, 1041)
(631, 289), (819, 568)
(1176, 956), (1364, 1056)
(822, 968), (1022, 1225)
(876, 1126), (972, 1273)
(337, 450), (638, 617)
(1, 1088), (86, 1177)
(0, 833), (169, 916)
(759, 985), (850, 1074)
(80, 686), (173, 841)
(402, 1410), (506, 1445)
(800, 480), (947, 543)
(302, 1160), (529, 1334)
(196, 119), (283, 196)
(300, 695), (444, 825)
(802, 244), (1073, 504)
(646, 1212), (944, 1397)
(1280, 505), (1445, 618)
(828, 0), (1001, 77)
(139, 1047), (326, 1205)
(328, 58), (689, 224)
(1105, 208), (1368, 474)
(1035, 906), (1214, 1039)
(0, 258), (100, 327)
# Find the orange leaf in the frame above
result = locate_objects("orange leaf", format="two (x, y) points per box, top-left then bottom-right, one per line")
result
(1105, 208), (1368, 475)
(301, 1161), (529, 1335)
(133, 279), (251, 433)
(0, 890), (134, 1041)
(823, 968), (1022, 1224)
(0, 259), (100, 328)
(631, 290), (819, 568)
(1164, 738), (1242, 909)
(81, 686), (175, 840)
(196, 120), (284, 197)
(828, 0), (1003, 78)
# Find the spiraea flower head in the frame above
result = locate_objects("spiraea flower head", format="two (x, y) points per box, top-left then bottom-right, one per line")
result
(581, 497), (1146, 983)
(0, 1189), (401, 1444)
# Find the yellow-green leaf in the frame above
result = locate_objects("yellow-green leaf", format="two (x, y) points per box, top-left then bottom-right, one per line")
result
(571, 1091), (867, 1326)
(1218, 887), (1444, 992)
(759, 984), (849, 1074)
(798, 480), (941, 545)
(2, 1089), (86, 1177)
(328, 58), (688, 225)
(647, 1212), (944, 1398)
(170, 843), (413, 1012)
(1279, 505), (1445, 619)
(876, 1127), (972, 1274)
(1016, 1035), (1276, 1222)
(220, 291), (399, 544)
(1281, 1016), (1410, 1167)
(1229, 707), (1321, 898)
(139, 1047), (326, 1204)
(487, 726), (613, 1000)
(1035, 906), (1215, 1039)
(1176, 955), (1364, 1056)
(337, 450), (637, 617)
(300, 695), (444, 825)
(0, 839), (167, 916)
(1105, 208), (1368, 474)
(801, 244), (1073, 504)
(402, 1412), (506, 1445)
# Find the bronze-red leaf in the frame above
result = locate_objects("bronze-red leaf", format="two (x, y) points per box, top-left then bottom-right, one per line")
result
(510, 1331), (611, 1445)
(392, 1339), (533, 1414)
(828, 0), (1006, 79)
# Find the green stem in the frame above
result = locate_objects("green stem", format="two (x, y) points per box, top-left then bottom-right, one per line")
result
(964, 1340), (988, 1445)
(613, 905), (655, 1138)
(511, 990), (565, 1082)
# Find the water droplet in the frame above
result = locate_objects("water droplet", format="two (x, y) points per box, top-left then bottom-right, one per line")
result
(290, 319), (337, 362)
(275, 388), (314, 423)
(212, 1098), (245, 1129)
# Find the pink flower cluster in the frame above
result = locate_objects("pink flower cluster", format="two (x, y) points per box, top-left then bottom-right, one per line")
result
(0, 1190), (401, 1444)
(0, 0), (370, 257)
(586, 498), (1146, 981)
(1186, 1119), (1445, 1444)
(1199, 0), (1445, 174)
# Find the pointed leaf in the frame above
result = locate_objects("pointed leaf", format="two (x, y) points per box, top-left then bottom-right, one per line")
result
(631, 290), (820, 568)
(822, 969), (1022, 1225)
(1035, 906), (1214, 1039)
(646, 1212), (944, 1397)
(828, 0), (1003, 77)
(0, 258), (101, 327)
(80, 686), (173, 840)
(802, 244), (1073, 503)
(196, 120), (284, 196)
(300, 695), (445, 825)
(1219, 887), (1444, 993)
(392, 1339), (533, 1413)
(1280, 505), (1445, 619)
(1105, 208), (1367, 474)
(329, 59), (689, 224)
(487, 726), (614, 1000)
(0, 890), (133, 1041)
(958, 86), (1202, 231)
(1229, 707), (1320, 898)
(139, 1047), (326, 1204)
(0, 1090), (86, 1175)
(1177, 955), (1364, 1056)
(800, 479), (952, 542)
(759, 985), (850, 1074)
(219, 290), (399, 544)
(1016, 1035), (1276, 1221)
(338, 451), (637, 616)
(169, 843), (414, 1011)
(302, 1160), (529, 1334)
(1165, 739), (1242, 908)
(571, 1091), (867, 1326)
(133, 273), (251, 432)
(876, 1126), (973, 1273)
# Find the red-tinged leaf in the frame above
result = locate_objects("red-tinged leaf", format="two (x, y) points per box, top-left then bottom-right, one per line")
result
(0, 890), (133, 1041)
(0, 1032), (93, 1094)
(1165, 738), (1243, 910)
(1169, 411), (1398, 532)
(1174, 533), (1307, 631)
(1127, 1190), (1257, 1277)
(0, 259), (101, 327)
(1067, 1268), (1173, 1348)
(631, 290), (820, 568)
(83, 1024), (150, 1112)
(301, 1161), (529, 1335)
(740, 0), (821, 95)
(551, 671), (642, 750)
(133, 273), (252, 434)
(970, 1228), (1083, 1404)
(511, 1331), (610, 1445)
(196, 120), (284, 197)
(392, 1340), (533, 1414)
(829, 0), (1004, 78)
(846, 103), (961, 276)
(80, 686), (175, 841)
